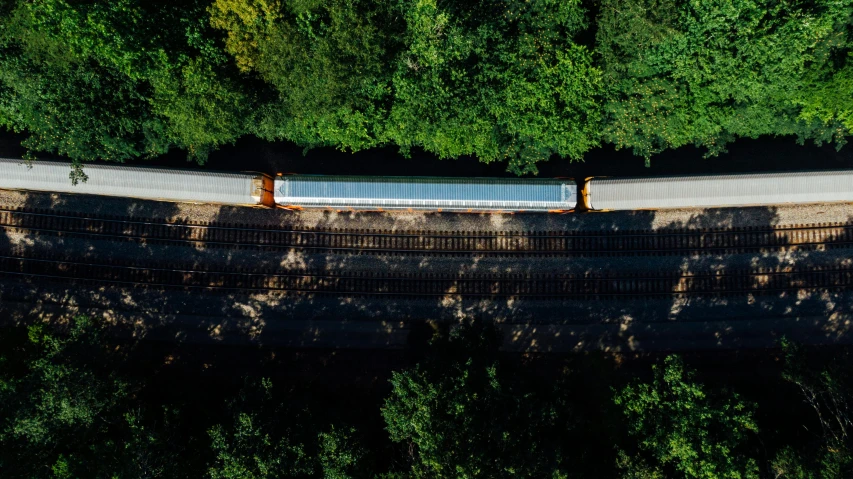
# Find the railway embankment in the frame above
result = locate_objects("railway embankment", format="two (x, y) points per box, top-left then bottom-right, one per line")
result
(0, 188), (852, 352)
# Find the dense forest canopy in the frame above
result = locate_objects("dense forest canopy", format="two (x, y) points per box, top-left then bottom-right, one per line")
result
(2, 316), (853, 478)
(0, 0), (850, 174)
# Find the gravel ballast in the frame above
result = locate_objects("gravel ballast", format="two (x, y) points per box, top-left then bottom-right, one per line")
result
(1, 187), (852, 352)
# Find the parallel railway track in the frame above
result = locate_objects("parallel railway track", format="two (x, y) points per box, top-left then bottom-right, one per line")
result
(2, 254), (851, 298)
(1, 207), (852, 256)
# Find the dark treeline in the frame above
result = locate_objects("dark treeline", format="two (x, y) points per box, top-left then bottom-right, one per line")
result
(0, 0), (851, 175)
(1, 316), (852, 478)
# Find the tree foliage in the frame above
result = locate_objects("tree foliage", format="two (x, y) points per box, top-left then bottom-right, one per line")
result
(0, 0), (250, 167)
(8, 315), (853, 478)
(208, 377), (366, 479)
(0, 316), (181, 478)
(382, 321), (568, 478)
(208, 0), (398, 152)
(596, 0), (853, 164)
(2, 0), (852, 172)
(769, 341), (853, 478)
(385, 0), (601, 174)
(614, 355), (760, 479)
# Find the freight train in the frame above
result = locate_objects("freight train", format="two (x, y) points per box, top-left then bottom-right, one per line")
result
(1, 157), (852, 212)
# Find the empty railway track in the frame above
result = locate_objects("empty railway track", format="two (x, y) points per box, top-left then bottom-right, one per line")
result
(1, 207), (852, 256)
(1, 254), (851, 298)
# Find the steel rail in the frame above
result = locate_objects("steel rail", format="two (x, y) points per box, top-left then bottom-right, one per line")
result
(2, 223), (849, 256)
(1, 208), (852, 256)
(1, 207), (850, 237)
(1, 254), (850, 298)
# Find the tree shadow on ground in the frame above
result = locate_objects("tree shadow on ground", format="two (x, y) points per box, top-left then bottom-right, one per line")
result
(0, 186), (851, 354)
(504, 205), (853, 352)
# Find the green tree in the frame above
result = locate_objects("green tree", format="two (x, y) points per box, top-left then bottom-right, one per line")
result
(0, 316), (182, 478)
(0, 0), (251, 168)
(596, 0), (853, 164)
(0, 316), (127, 477)
(207, 377), (366, 479)
(386, 0), (601, 175)
(381, 321), (567, 478)
(614, 355), (760, 479)
(209, 0), (602, 174)
(209, 0), (399, 153)
(768, 341), (853, 478)
(794, 62), (853, 146)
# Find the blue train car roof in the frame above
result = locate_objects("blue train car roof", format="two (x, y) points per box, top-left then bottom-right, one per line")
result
(274, 175), (577, 211)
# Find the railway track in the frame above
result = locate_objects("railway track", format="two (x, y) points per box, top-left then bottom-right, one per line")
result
(1, 207), (852, 256)
(1, 254), (851, 298)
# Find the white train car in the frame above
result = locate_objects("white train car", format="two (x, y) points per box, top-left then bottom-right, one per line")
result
(0, 158), (274, 207)
(274, 175), (577, 212)
(586, 170), (853, 211)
